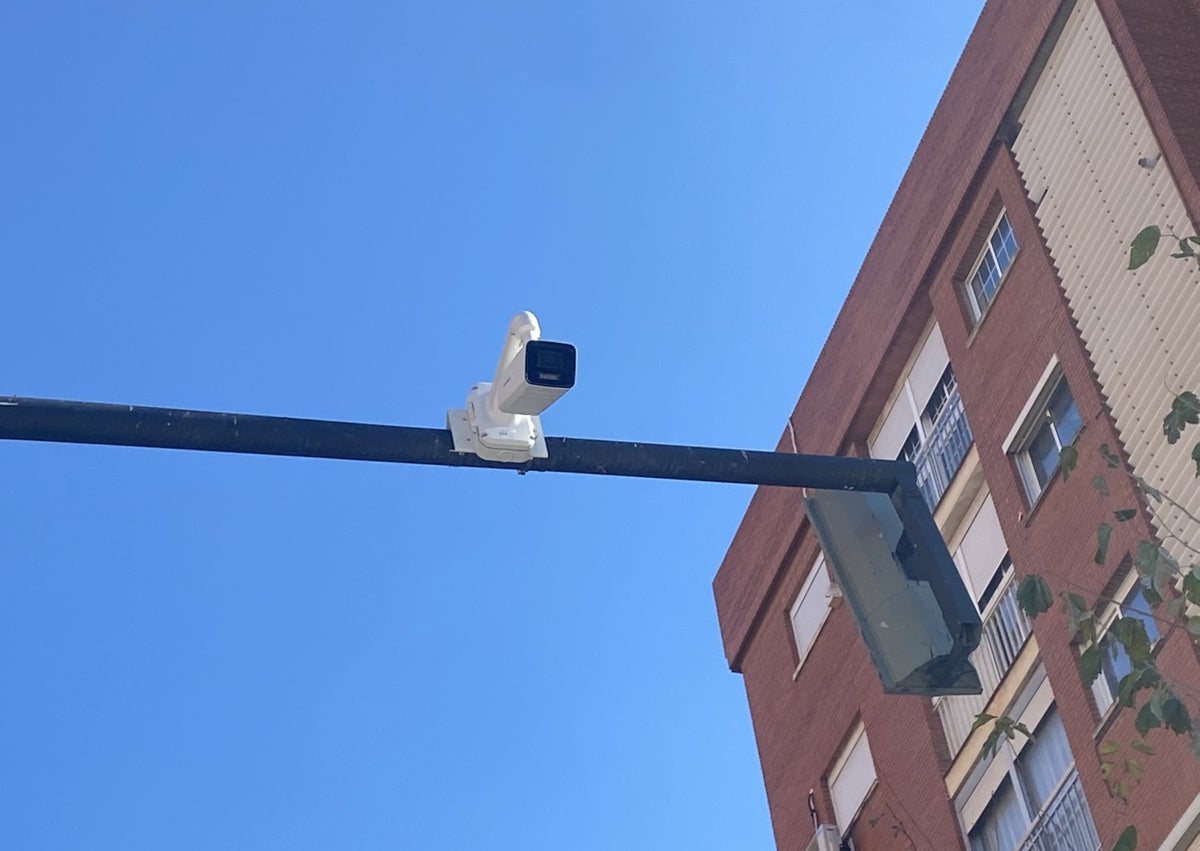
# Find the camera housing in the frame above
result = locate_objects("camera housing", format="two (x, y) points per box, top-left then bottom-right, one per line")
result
(447, 312), (576, 463)
(494, 340), (577, 415)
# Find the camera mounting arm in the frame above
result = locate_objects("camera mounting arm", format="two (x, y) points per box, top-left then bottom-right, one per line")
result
(489, 310), (540, 405)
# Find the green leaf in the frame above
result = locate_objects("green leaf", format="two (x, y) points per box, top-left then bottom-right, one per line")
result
(1079, 645), (1103, 685)
(1063, 592), (1095, 642)
(1192, 443), (1200, 477)
(1150, 685), (1168, 719)
(1017, 575), (1054, 618)
(1096, 523), (1113, 564)
(1163, 695), (1192, 734)
(1099, 444), (1121, 468)
(1112, 824), (1138, 851)
(1184, 569), (1200, 606)
(1059, 444), (1078, 481)
(1130, 738), (1155, 755)
(1098, 739), (1122, 755)
(970, 713), (995, 731)
(1111, 617), (1153, 664)
(1125, 758), (1142, 780)
(1118, 663), (1160, 707)
(1189, 236), (1200, 246)
(1135, 540), (1160, 574)
(1187, 617), (1200, 638)
(1136, 701), (1161, 735)
(1130, 225), (1161, 269)
(1139, 546), (1179, 598)
(1093, 475), (1110, 495)
(982, 729), (1003, 758)
(1164, 392), (1200, 444)
(1115, 509), (1137, 522)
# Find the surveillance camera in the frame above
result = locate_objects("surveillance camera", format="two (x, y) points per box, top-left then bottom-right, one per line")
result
(446, 311), (576, 463)
(494, 339), (577, 415)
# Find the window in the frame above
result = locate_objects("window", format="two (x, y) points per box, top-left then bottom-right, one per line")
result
(789, 556), (834, 673)
(892, 365), (973, 510)
(951, 494), (1010, 610)
(966, 708), (1095, 851)
(964, 212), (1018, 322)
(1010, 375), (1082, 503)
(1090, 582), (1161, 714)
(899, 365), (960, 464)
(969, 777), (1026, 851)
(829, 723), (876, 832)
(869, 322), (973, 510)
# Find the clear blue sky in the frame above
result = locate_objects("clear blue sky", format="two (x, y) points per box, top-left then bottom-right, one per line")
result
(1, 4), (982, 849)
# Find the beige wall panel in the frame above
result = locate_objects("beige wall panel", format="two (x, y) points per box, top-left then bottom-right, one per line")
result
(1012, 0), (1200, 561)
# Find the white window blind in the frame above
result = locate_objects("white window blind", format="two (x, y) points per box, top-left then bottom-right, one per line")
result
(870, 324), (949, 460)
(954, 494), (1008, 605)
(789, 557), (832, 670)
(830, 724), (876, 831)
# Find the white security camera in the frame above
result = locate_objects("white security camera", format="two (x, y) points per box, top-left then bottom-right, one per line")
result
(493, 338), (577, 415)
(447, 311), (576, 463)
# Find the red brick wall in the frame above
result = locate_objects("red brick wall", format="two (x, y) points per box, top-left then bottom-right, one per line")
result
(740, 536), (967, 850)
(715, 2), (1200, 849)
(713, 0), (1064, 671)
(933, 145), (1200, 851)
(735, 133), (1200, 851)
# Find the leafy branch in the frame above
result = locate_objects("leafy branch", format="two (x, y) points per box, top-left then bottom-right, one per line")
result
(1129, 225), (1200, 272)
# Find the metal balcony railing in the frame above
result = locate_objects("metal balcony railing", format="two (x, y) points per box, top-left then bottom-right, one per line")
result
(911, 384), (973, 510)
(1018, 770), (1100, 851)
(937, 577), (1032, 755)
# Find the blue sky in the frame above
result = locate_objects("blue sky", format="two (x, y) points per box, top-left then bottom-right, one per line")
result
(1, 3), (982, 849)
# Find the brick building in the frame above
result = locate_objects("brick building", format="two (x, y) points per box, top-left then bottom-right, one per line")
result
(712, 1), (1200, 850)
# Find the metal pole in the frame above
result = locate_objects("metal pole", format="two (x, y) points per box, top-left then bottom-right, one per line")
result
(0, 396), (912, 493)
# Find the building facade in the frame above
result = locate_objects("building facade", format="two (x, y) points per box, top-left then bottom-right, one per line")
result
(713, 1), (1200, 850)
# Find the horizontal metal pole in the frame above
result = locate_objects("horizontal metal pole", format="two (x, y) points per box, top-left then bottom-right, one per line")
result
(0, 396), (914, 492)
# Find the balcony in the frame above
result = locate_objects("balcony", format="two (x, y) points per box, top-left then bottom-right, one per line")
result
(1018, 770), (1100, 851)
(937, 577), (1032, 755)
(911, 380), (973, 510)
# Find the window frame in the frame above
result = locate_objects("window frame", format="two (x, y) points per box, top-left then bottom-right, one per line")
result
(1089, 576), (1163, 717)
(963, 210), (1019, 324)
(1005, 360), (1082, 505)
(956, 674), (1098, 851)
(966, 707), (1077, 851)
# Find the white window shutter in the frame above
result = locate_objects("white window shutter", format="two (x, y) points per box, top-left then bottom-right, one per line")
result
(789, 557), (832, 670)
(957, 495), (1008, 603)
(830, 724), (877, 830)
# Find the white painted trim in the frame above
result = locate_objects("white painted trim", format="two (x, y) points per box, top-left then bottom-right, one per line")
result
(1158, 793), (1200, 851)
(1003, 355), (1062, 452)
(964, 209), (1019, 324)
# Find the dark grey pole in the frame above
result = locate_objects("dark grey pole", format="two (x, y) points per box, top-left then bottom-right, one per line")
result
(1, 395), (982, 696)
(0, 396), (912, 493)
